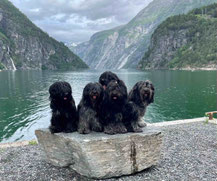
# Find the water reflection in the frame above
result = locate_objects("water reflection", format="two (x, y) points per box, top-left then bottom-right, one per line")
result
(0, 69), (216, 142)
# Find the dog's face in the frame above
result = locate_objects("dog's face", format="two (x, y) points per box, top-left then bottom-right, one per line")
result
(130, 80), (155, 105)
(99, 71), (120, 90)
(83, 82), (104, 105)
(49, 81), (72, 103)
(106, 80), (127, 104)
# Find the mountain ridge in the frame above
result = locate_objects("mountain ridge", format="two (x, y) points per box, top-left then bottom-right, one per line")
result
(0, 0), (88, 70)
(138, 3), (217, 70)
(73, 0), (217, 70)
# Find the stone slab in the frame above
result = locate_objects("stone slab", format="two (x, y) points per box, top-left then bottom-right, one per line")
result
(35, 127), (163, 179)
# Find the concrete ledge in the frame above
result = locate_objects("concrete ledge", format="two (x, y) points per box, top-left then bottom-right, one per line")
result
(147, 117), (204, 127)
(35, 127), (163, 179)
(209, 119), (217, 124)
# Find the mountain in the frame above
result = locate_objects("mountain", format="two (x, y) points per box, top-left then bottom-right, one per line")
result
(139, 3), (217, 70)
(73, 0), (217, 70)
(0, 0), (88, 70)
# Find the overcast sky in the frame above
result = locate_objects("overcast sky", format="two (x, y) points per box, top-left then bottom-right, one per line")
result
(9, 0), (153, 44)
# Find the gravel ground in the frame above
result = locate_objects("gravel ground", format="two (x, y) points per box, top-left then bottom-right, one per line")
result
(0, 121), (217, 181)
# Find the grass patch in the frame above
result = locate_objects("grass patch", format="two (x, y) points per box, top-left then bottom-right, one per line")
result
(28, 140), (37, 145)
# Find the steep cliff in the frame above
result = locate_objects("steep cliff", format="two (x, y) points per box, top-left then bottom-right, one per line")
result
(0, 0), (88, 70)
(139, 3), (217, 70)
(73, 0), (217, 69)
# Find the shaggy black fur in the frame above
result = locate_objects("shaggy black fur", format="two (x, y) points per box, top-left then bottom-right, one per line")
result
(100, 80), (128, 135)
(124, 80), (155, 132)
(49, 81), (77, 133)
(78, 82), (104, 134)
(99, 71), (120, 90)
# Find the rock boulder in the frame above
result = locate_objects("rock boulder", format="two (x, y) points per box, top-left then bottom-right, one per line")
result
(35, 127), (163, 179)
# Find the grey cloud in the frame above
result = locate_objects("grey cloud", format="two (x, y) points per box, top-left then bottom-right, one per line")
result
(9, 0), (153, 43)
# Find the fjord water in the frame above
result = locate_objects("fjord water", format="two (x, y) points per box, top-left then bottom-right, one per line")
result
(0, 70), (216, 143)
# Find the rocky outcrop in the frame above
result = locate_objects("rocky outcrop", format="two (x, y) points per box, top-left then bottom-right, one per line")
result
(0, 0), (88, 70)
(139, 3), (217, 69)
(139, 29), (189, 69)
(35, 127), (163, 179)
(73, 0), (217, 69)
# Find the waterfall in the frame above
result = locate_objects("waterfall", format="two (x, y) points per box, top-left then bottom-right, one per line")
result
(10, 58), (17, 70)
(7, 46), (17, 70)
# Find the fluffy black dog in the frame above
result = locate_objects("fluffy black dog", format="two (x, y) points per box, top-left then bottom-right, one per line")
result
(78, 82), (104, 134)
(99, 71), (120, 90)
(100, 80), (128, 135)
(124, 80), (155, 132)
(49, 81), (77, 133)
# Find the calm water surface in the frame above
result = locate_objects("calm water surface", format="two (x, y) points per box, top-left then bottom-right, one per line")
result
(0, 69), (216, 143)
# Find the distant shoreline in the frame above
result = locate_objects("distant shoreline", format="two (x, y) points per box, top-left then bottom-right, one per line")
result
(173, 65), (217, 71)
(1, 67), (217, 71)
(141, 66), (217, 71)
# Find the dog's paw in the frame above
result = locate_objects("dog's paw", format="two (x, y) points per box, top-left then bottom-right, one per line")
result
(133, 127), (143, 133)
(64, 128), (75, 133)
(65, 124), (77, 133)
(131, 121), (144, 133)
(78, 127), (91, 134)
(49, 125), (57, 134)
(104, 125), (116, 135)
(138, 121), (147, 128)
(115, 123), (127, 134)
(91, 119), (103, 132)
(92, 125), (103, 132)
(104, 129), (116, 135)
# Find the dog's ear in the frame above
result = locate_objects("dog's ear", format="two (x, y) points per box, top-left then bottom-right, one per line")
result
(82, 84), (90, 103)
(149, 90), (154, 104)
(129, 82), (140, 103)
(99, 83), (105, 99)
(147, 84), (154, 104)
(149, 82), (155, 104)
(151, 85), (155, 91)
(119, 80), (128, 100)
(49, 86), (58, 99)
(71, 96), (76, 105)
(148, 81), (155, 91)
(144, 80), (155, 104)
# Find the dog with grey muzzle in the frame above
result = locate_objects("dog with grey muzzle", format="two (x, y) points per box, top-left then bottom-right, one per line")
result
(124, 80), (155, 132)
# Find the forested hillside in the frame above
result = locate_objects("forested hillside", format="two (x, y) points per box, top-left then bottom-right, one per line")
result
(139, 3), (217, 70)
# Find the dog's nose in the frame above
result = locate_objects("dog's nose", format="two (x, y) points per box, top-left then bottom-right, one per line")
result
(144, 88), (150, 93)
(100, 79), (106, 84)
(92, 90), (97, 94)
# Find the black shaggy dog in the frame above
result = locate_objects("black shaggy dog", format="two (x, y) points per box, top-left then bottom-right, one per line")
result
(124, 80), (155, 132)
(99, 71), (120, 90)
(49, 81), (77, 133)
(78, 82), (104, 134)
(100, 80), (128, 135)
